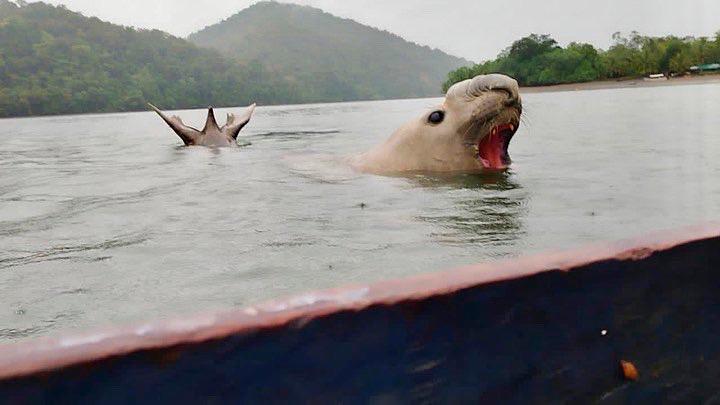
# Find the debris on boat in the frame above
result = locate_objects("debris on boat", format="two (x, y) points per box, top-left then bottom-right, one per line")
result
(621, 360), (639, 381)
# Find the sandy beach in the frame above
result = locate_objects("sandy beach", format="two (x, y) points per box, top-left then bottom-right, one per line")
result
(522, 74), (720, 93)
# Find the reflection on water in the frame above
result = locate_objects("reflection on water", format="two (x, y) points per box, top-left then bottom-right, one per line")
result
(410, 172), (527, 246)
(1, 83), (720, 341)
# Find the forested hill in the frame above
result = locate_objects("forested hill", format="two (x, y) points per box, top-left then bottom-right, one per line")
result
(0, 1), (470, 118)
(444, 32), (720, 91)
(0, 0), (300, 118)
(188, 2), (470, 102)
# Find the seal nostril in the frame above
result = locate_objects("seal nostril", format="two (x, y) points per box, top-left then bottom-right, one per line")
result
(505, 98), (521, 108)
(491, 87), (514, 98)
(491, 88), (519, 107)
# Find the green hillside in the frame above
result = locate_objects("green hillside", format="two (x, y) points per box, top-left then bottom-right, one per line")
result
(0, 0), (296, 118)
(188, 1), (470, 102)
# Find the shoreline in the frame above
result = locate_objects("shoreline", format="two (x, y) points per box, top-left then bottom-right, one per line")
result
(2, 74), (720, 120)
(521, 74), (720, 94)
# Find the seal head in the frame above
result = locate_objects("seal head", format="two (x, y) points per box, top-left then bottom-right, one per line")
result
(352, 74), (522, 173)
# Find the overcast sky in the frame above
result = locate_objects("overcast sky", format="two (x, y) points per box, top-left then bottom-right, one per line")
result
(38, 0), (720, 62)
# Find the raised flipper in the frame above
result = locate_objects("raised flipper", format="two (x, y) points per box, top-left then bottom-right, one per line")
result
(148, 103), (202, 146)
(223, 104), (257, 140)
(202, 107), (221, 133)
(149, 103), (257, 147)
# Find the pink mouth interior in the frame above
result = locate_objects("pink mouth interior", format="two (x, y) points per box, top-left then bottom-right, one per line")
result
(477, 124), (515, 170)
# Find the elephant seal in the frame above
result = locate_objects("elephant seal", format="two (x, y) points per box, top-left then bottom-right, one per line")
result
(149, 103), (256, 147)
(351, 74), (522, 173)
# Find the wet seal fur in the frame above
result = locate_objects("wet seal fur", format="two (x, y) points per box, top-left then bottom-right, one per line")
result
(149, 103), (256, 147)
(351, 74), (522, 174)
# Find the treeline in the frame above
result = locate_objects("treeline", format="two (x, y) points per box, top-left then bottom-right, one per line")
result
(444, 32), (720, 90)
(0, 0), (299, 118)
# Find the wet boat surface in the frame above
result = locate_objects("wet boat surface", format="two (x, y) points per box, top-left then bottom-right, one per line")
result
(0, 224), (718, 403)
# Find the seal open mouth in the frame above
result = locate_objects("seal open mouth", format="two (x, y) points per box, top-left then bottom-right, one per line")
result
(477, 123), (517, 170)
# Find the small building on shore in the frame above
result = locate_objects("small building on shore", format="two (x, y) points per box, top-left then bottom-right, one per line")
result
(690, 63), (720, 73)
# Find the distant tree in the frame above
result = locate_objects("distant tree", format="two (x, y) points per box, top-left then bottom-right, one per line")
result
(658, 38), (685, 73)
(670, 50), (694, 73)
(507, 34), (559, 62)
(709, 34), (720, 62)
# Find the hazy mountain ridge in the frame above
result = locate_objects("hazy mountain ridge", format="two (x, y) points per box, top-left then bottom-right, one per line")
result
(0, 0), (298, 117)
(0, 0), (469, 117)
(189, 1), (471, 101)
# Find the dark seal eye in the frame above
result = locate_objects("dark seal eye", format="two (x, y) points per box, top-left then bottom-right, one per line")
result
(428, 110), (445, 124)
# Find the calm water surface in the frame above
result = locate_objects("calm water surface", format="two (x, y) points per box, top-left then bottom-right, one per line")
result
(1, 83), (719, 341)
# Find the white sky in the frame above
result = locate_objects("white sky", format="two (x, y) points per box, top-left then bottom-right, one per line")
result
(36, 0), (720, 62)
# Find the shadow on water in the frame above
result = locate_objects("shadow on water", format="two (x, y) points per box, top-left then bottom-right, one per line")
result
(407, 170), (520, 191)
(171, 143), (251, 153)
(408, 171), (529, 246)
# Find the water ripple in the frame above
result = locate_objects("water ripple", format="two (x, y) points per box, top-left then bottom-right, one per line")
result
(250, 130), (340, 141)
(0, 183), (181, 237)
(0, 232), (150, 270)
(0, 310), (83, 340)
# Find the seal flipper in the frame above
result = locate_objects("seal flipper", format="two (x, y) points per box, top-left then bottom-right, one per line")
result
(202, 107), (221, 133)
(148, 103), (201, 146)
(223, 103), (257, 139)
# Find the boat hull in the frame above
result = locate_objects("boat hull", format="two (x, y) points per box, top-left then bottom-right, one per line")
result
(1, 225), (719, 403)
